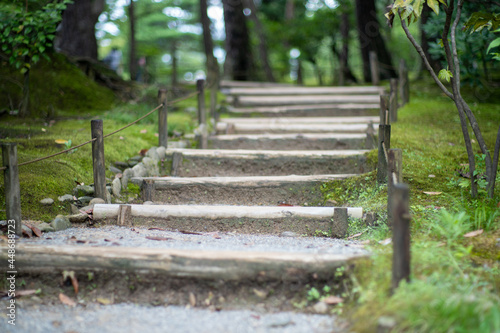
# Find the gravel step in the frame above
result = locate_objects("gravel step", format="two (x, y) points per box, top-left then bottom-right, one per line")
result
(164, 148), (371, 177)
(132, 174), (356, 206)
(93, 204), (362, 236)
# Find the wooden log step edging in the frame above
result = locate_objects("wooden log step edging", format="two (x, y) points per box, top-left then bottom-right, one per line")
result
(132, 174), (357, 206)
(0, 244), (368, 280)
(93, 204), (363, 236)
(164, 148), (371, 177)
(227, 95), (381, 107)
(225, 104), (379, 117)
(221, 86), (385, 96)
(207, 133), (372, 150)
(218, 116), (379, 125)
(214, 123), (376, 134)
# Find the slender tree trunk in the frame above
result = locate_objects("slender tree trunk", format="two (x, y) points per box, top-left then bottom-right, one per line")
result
(19, 69), (30, 117)
(354, 0), (396, 82)
(222, 0), (254, 81)
(57, 0), (104, 59)
(200, 0), (220, 87)
(171, 42), (178, 88)
(129, 0), (137, 80)
(243, 0), (275, 82)
(420, 5), (442, 74)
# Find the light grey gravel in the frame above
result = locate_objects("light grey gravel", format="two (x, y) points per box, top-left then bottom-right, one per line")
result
(21, 226), (369, 255)
(0, 304), (342, 333)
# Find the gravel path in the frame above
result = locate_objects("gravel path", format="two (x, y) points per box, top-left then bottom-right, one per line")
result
(20, 225), (368, 255)
(1, 303), (344, 333)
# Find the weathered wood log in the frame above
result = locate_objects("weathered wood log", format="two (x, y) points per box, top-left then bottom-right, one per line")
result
(331, 207), (348, 238)
(225, 95), (381, 107)
(91, 120), (107, 202)
(0, 244), (368, 280)
(158, 89), (168, 148)
(218, 116), (379, 125)
(2, 143), (22, 236)
(171, 151), (183, 177)
(226, 104), (380, 117)
(117, 204), (131, 226)
(392, 183), (411, 291)
(377, 125), (391, 184)
(141, 179), (155, 202)
(387, 149), (403, 227)
(222, 86), (385, 96)
(214, 123), (377, 134)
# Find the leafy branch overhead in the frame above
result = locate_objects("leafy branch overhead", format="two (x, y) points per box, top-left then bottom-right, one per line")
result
(385, 0), (447, 27)
(0, 0), (73, 73)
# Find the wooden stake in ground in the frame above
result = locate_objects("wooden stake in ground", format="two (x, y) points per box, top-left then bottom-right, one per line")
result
(392, 183), (411, 292)
(158, 89), (168, 148)
(91, 120), (107, 203)
(2, 143), (22, 236)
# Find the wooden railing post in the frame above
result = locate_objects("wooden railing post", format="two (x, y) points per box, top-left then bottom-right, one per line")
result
(197, 79), (206, 126)
(392, 183), (411, 291)
(377, 124), (391, 184)
(142, 179), (155, 202)
(91, 120), (107, 202)
(369, 51), (380, 86)
(210, 84), (218, 126)
(387, 149), (403, 226)
(380, 94), (389, 125)
(389, 78), (398, 122)
(331, 207), (348, 238)
(2, 143), (22, 236)
(158, 89), (168, 148)
(399, 59), (410, 106)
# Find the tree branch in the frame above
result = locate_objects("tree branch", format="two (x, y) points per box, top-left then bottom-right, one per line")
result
(399, 13), (454, 100)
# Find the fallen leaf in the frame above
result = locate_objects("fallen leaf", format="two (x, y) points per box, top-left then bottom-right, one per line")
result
(59, 293), (76, 307)
(25, 223), (42, 237)
(146, 236), (171, 241)
(22, 228), (32, 238)
(179, 230), (203, 235)
(15, 289), (38, 297)
(63, 271), (79, 295)
(436, 242), (446, 247)
(55, 139), (68, 145)
(97, 297), (112, 305)
(464, 229), (483, 238)
(41, 128), (46, 132)
(428, 174), (436, 178)
(148, 227), (166, 231)
(323, 295), (344, 305)
(253, 288), (268, 299)
(139, 148), (148, 156)
(448, 142), (455, 146)
(140, 129), (147, 134)
(104, 238), (119, 243)
(119, 136), (124, 140)
(347, 232), (364, 239)
(379, 238), (392, 245)
(189, 292), (196, 307)
(423, 191), (442, 196)
(251, 314), (261, 320)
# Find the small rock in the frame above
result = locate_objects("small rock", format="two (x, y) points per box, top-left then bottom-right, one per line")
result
(22, 225), (33, 237)
(280, 231), (298, 238)
(146, 147), (160, 161)
(114, 161), (129, 169)
(58, 194), (74, 203)
(132, 163), (148, 178)
(156, 146), (166, 160)
(70, 204), (80, 215)
(109, 166), (122, 174)
(112, 178), (121, 197)
(51, 215), (72, 231)
(40, 198), (54, 206)
(313, 301), (328, 314)
(143, 157), (159, 176)
(38, 222), (55, 233)
(78, 196), (93, 205)
(121, 168), (134, 190)
(377, 316), (397, 333)
(106, 189), (112, 204)
(73, 185), (94, 197)
(89, 198), (105, 206)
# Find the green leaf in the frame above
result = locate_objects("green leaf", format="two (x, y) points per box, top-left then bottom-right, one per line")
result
(413, 0), (424, 17)
(427, 0), (440, 15)
(487, 38), (500, 54)
(438, 69), (453, 82)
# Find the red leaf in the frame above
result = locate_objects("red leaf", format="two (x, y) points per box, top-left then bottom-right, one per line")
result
(59, 293), (76, 307)
(25, 223), (42, 237)
(146, 236), (171, 241)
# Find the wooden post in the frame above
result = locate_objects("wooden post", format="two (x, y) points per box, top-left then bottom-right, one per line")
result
(377, 124), (391, 184)
(2, 143), (22, 236)
(117, 204), (131, 226)
(142, 179), (155, 202)
(171, 151), (183, 177)
(389, 78), (398, 122)
(387, 149), (403, 227)
(158, 89), (168, 148)
(197, 79), (206, 126)
(331, 207), (348, 238)
(91, 120), (107, 202)
(379, 94), (389, 125)
(399, 59), (410, 106)
(210, 85), (218, 126)
(369, 51), (380, 86)
(392, 183), (411, 291)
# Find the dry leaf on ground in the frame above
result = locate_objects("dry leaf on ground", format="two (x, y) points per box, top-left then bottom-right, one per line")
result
(97, 297), (112, 305)
(323, 295), (344, 304)
(423, 191), (442, 195)
(25, 224), (42, 237)
(189, 293), (196, 307)
(464, 229), (483, 238)
(16, 289), (38, 297)
(59, 293), (76, 307)
(146, 236), (171, 241)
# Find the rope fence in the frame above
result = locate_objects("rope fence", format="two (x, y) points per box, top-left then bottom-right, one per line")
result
(2, 79), (210, 236)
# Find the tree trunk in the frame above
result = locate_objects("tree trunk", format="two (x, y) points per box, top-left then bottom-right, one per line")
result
(171, 42), (178, 88)
(129, 0), (137, 80)
(243, 0), (275, 82)
(354, 0), (396, 82)
(56, 0), (104, 59)
(420, 5), (442, 74)
(222, 0), (255, 81)
(200, 0), (220, 87)
(19, 69), (30, 117)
